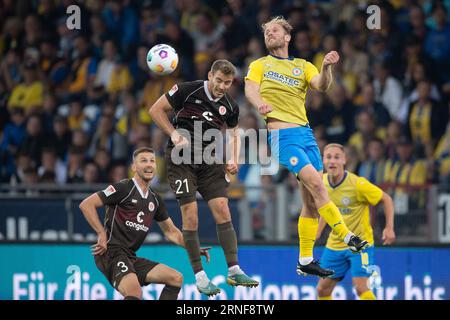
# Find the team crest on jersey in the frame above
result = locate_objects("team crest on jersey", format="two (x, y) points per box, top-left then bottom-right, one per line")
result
(290, 156), (299, 166)
(168, 84), (178, 96)
(103, 185), (116, 197)
(219, 106), (227, 115)
(292, 68), (303, 76)
(341, 197), (351, 206)
(148, 202), (155, 212)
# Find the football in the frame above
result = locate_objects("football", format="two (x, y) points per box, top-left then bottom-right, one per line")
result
(146, 44), (179, 75)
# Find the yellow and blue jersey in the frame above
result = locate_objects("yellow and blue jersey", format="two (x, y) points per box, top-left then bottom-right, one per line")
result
(323, 171), (383, 250)
(245, 55), (319, 126)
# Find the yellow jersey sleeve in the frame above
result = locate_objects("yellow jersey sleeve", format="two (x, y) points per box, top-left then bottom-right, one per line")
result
(305, 61), (319, 84)
(356, 177), (383, 206)
(245, 60), (264, 84)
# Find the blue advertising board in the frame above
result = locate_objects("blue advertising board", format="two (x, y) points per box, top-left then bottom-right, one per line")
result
(0, 199), (239, 241)
(0, 244), (449, 300)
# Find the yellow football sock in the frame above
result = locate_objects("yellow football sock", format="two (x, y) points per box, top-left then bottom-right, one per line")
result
(318, 295), (332, 300)
(298, 216), (318, 260)
(318, 202), (351, 241)
(359, 290), (376, 300)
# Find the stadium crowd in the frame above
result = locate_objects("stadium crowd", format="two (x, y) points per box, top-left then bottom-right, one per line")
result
(1, 0), (450, 198)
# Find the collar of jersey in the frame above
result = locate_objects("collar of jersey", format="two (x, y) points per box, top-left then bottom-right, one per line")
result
(328, 171), (348, 189)
(203, 81), (221, 102)
(269, 54), (294, 61)
(132, 177), (149, 198)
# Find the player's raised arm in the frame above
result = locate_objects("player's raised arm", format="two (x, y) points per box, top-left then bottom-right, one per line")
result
(380, 192), (396, 245)
(79, 193), (107, 256)
(148, 94), (188, 147)
(309, 51), (340, 92)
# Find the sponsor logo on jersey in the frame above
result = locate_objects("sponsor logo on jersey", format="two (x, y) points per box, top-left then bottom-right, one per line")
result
(264, 71), (300, 86)
(219, 106), (227, 115)
(103, 185), (116, 197)
(125, 220), (149, 232)
(137, 211), (144, 223)
(168, 84), (178, 96)
(292, 67), (303, 76)
(202, 111), (213, 121)
(148, 202), (155, 212)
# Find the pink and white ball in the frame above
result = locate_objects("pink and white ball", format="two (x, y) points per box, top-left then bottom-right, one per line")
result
(146, 44), (179, 75)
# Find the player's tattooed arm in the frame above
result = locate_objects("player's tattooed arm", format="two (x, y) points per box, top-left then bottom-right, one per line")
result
(79, 193), (107, 255)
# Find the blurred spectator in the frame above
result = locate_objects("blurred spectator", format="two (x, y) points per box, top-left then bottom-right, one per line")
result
(408, 5), (429, 42)
(424, 3), (450, 84)
(9, 152), (33, 184)
(67, 99), (88, 131)
(384, 135), (427, 186)
(324, 83), (355, 144)
(93, 147), (112, 183)
(190, 9), (225, 53)
(88, 114), (128, 162)
(292, 29), (315, 62)
(341, 36), (369, 87)
(48, 115), (71, 160)
(19, 114), (47, 165)
(110, 163), (128, 182)
(0, 49), (22, 91)
(94, 39), (121, 93)
(140, 1), (164, 46)
(405, 79), (448, 158)
(385, 120), (403, 159)
(219, 7), (250, 68)
(357, 82), (391, 127)
(7, 61), (44, 115)
(116, 92), (149, 139)
(66, 146), (84, 183)
(434, 115), (450, 182)
(358, 137), (386, 185)
(38, 147), (66, 184)
(313, 33), (338, 70)
(71, 129), (89, 152)
(82, 161), (100, 184)
(373, 61), (403, 121)
(0, 108), (26, 180)
(67, 35), (97, 98)
(101, 0), (140, 59)
(129, 45), (151, 92)
(348, 110), (386, 160)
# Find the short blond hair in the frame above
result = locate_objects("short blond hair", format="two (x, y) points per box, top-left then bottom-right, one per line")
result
(324, 143), (345, 153)
(262, 16), (293, 35)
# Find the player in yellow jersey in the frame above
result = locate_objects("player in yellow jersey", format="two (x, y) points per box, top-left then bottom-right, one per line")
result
(316, 144), (396, 300)
(245, 16), (370, 278)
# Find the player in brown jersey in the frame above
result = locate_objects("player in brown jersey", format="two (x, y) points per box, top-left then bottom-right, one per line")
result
(149, 60), (259, 297)
(79, 147), (210, 300)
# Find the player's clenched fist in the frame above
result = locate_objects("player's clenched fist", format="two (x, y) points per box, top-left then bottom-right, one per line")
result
(322, 51), (340, 67)
(171, 130), (189, 147)
(226, 163), (238, 175)
(258, 104), (273, 115)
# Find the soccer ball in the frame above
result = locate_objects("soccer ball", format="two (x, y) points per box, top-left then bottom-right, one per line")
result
(146, 44), (179, 75)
